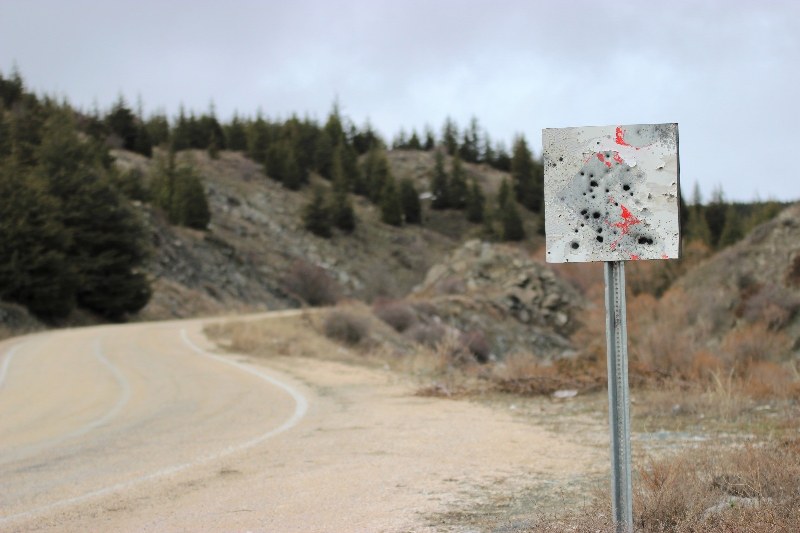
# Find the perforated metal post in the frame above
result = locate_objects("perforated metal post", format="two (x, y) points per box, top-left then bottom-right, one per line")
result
(604, 261), (633, 532)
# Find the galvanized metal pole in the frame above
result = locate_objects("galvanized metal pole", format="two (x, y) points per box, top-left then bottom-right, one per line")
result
(604, 261), (633, 532)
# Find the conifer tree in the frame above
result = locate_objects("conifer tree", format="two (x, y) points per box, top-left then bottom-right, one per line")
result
(399, 178), (422, 224)
(303, 185), (332, 238)
(718, 203), (744, 247)
(705, 185), (727, 248)
(408, 130), (422, 150)
(362, 146), (390, 203)
(498, 178), (525, 241)
(442, 117), (459, 155)
(685, 182), (711, 245)
(465, 179), (485, 223)
(511, 135), (542, 213)
(431, 150), (450, 210)
(330, 151), (356, 232)
(423, 126), (436, 151)
(37, 109), (151, 318)
(449, 154), (468, 209)
(225, 113), (248, 151)
(380, 176), (403, 226)
(0, 161), (74, 319)
(152, 151), (210, 230)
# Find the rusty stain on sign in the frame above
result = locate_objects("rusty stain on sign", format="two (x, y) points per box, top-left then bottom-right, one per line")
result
(543, 124), (680, 263)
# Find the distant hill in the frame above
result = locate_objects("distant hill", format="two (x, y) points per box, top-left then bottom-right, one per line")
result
(111, 148), (544, 320)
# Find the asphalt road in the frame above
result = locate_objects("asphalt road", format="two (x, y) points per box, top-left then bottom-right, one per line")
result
(0, 318), (307, 530)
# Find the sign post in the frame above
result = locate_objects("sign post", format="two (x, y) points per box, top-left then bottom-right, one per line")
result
(543, 124), (680, 532)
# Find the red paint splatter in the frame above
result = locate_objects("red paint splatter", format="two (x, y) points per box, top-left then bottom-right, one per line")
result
(596, 153), (612, 168)
(615, 127), (640, 150)
(615, 127), (631, 147)
(609, 203), (641, 250)
(661, 253), (669, 259)
(630, 254), (640, 261)
(613, 152), (624, 165)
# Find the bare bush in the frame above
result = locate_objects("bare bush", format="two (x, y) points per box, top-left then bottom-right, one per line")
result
(404, 322), (446, 347)
(738, 282), (800, 330)
(372, 300), (416, 332)
(323, 310), (369, 345)
(459, 330), (491, 362)
(281, 260), (341, 307)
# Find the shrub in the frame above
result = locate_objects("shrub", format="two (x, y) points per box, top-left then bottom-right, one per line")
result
(281, 260), (341, 306)
(323, 310), (369, 345)
(459, 330), (491, 362)
(404, 322), (446, 347)
(373, 300), (416, 332)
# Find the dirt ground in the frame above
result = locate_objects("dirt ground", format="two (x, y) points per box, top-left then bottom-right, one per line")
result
(2, 315), (611, 532)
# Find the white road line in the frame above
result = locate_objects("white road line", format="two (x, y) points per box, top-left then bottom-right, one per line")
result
(0, 343), (23, 391)
(0, 326), (309, 526)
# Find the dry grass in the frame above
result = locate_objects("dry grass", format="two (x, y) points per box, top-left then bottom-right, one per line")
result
(525, 440), (800, 532)
(323, 309), (370, 345)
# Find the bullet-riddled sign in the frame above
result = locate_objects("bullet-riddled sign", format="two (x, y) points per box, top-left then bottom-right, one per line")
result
(543, 124), (680, 263)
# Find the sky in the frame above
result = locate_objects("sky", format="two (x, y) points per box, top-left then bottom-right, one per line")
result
(1, 0), (798, 203)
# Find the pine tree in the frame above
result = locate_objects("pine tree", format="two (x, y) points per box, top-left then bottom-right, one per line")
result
(380, 176), (403, 226)
(330, 151), (356, 232)
(498, 178), (525, 241)
(705, 185), (727, 248)
(511, 135), (542, 212)
(303, 185), (332, 238)
(399, 178), (422, 224)
(465, 179), (485, 223)
(423, 126), (435, 150)
(431, 150), (450, 210)
(685, 182), (712, 245)
(442, 117), (459, 155)
(449, 154), (468, 209)
(408, 130), (422, 150)
(106, 95), (138, 151)
(152, 152), (210, 229)
(0, 161), (75, 319)
(225, 113), (248, 151)
(718, 203), (744, 247)
(362, 146), (391, 203)
(37, 109), (151, 318)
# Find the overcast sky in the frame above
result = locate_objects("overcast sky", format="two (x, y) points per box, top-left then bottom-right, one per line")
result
(1, 0), (798, 202)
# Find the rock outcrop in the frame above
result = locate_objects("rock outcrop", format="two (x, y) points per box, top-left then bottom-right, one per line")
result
(409, 240), (581, 359)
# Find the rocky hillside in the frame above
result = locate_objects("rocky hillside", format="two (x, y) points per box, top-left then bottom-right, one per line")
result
(671, 202), (800, 351)
(111, 148), (542, 320)
(405, 240), (580, 359)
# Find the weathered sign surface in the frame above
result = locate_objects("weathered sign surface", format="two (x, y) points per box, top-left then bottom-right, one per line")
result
(543, 124), (680, 263)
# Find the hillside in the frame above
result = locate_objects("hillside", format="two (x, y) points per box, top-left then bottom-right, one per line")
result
(110, 148), (543, 320)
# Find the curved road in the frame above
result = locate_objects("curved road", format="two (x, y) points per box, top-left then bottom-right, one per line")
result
(0, 317), (308, 530)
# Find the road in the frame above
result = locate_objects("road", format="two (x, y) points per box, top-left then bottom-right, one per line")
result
(0, 315), (606, 532)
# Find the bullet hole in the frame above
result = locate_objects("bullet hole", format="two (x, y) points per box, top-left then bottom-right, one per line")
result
(571, 241), (579, 249)
(597, 227), (603, 233)
(605, 152), (611, 157)
(614, 202), (619, 206)
(558, 156), (564, 162)
(605, 189), (610, 193)
(580, 171), (585, 176)
(637, 236), (654, 245)
(589, 173), (594, 178)
(623, 184), (630, 191)
(591, 195), (596, 199)
(592, 212), (601, 219)
(629, 192), (634, 196)
(574, 229), (579, 233)
(596, 236), (604, 243)
(580, 223), (585, 227)
(580, 209), (588, 215)
(590, 180), (598, 187)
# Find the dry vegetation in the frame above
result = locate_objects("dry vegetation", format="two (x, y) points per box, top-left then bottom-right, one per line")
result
(206, 231), (800, 530)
